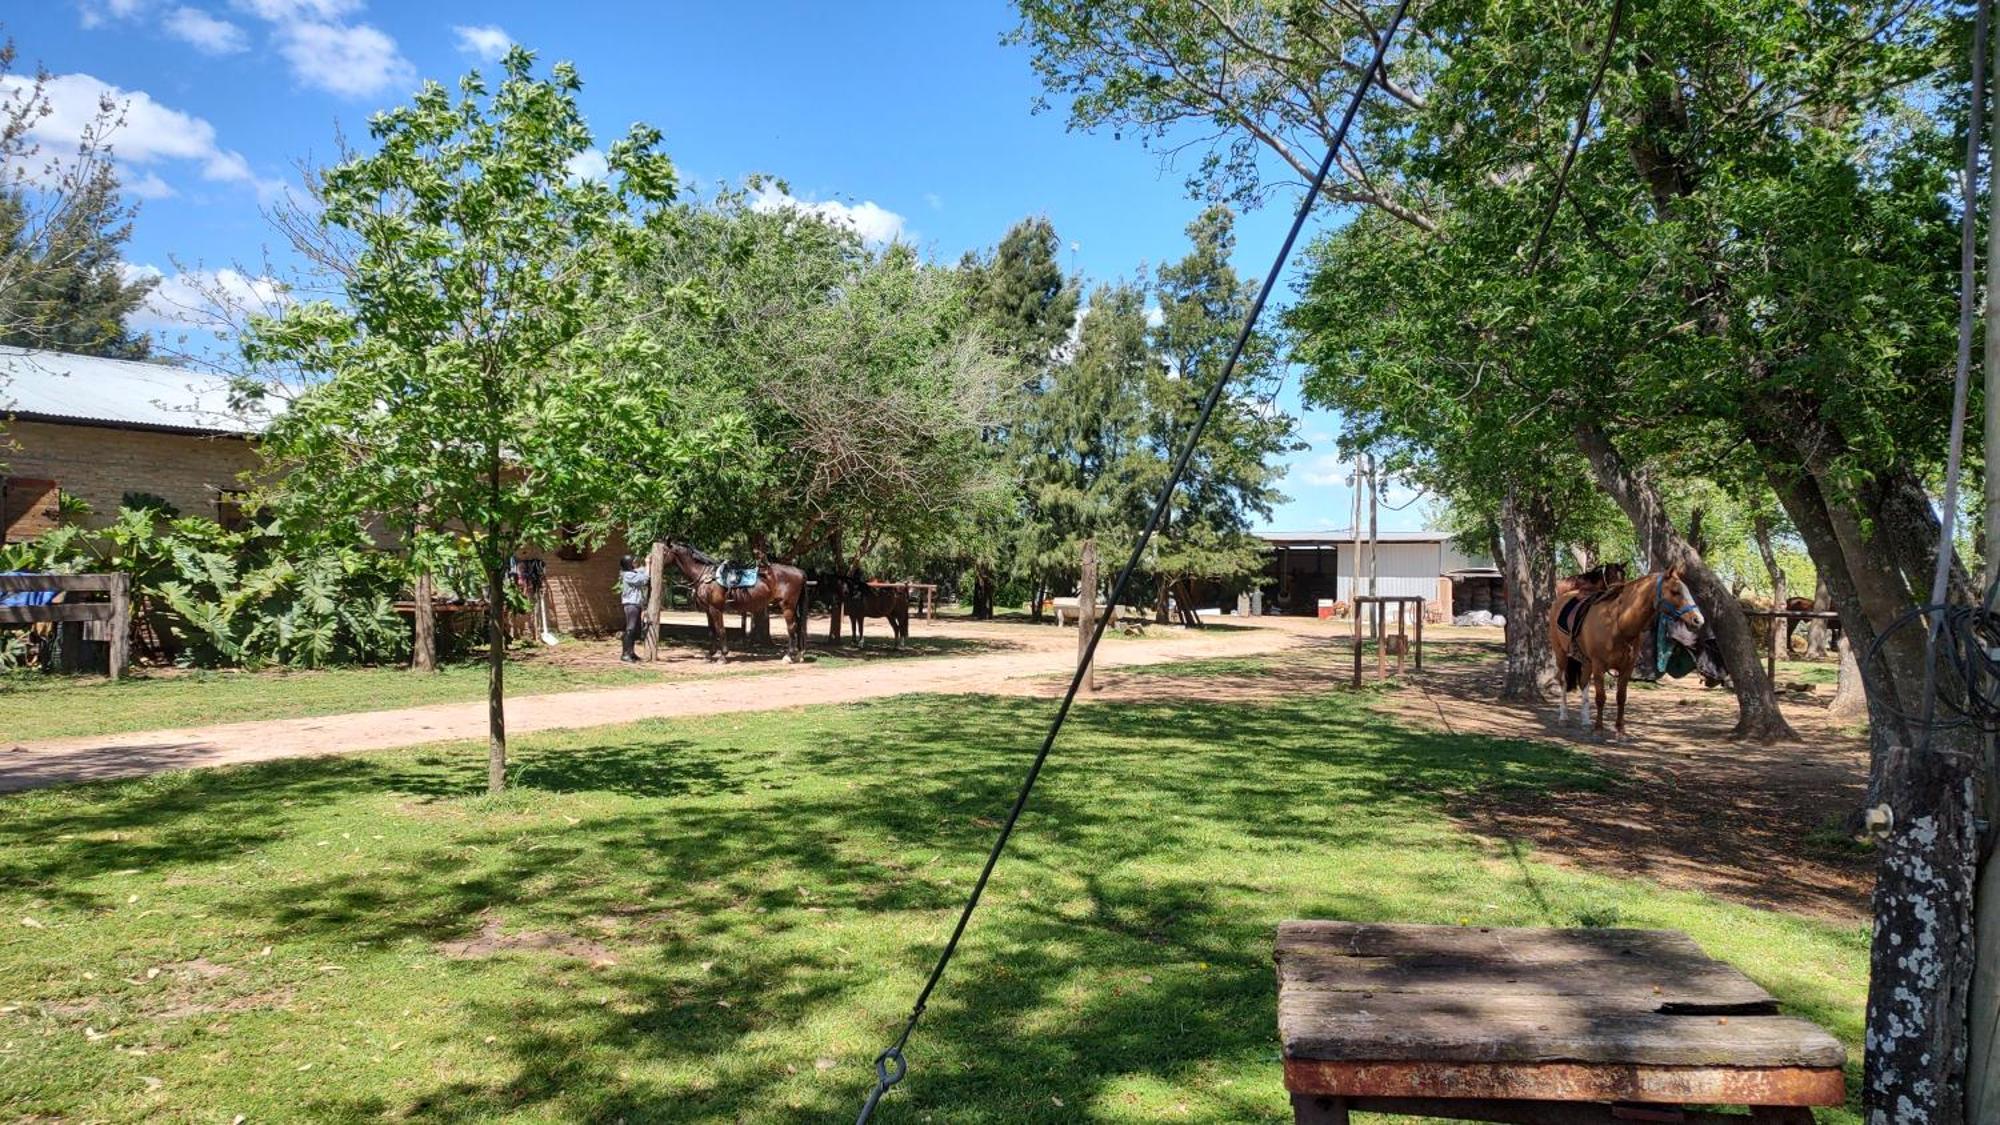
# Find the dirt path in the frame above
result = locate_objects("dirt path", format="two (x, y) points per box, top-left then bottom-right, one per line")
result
(1386, 637), (1873, 923)
(0, 617), (1301, 793)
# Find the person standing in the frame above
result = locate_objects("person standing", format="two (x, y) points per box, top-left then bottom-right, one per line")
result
(618, 554), (649, 662)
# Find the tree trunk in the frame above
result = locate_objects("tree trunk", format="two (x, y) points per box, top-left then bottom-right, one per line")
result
(1497, 488), (1558, 702)
(1828, 637), (1867, 722)
(1575, 422), (1794, 741)
(1806, 577), (1831, 660)
(1863, 741), (1980, 1125)
(1030, 574), (1046, 624)
(485, 560), (507, 794)
(644, 540), (665, 661)
(412, 569), (437, 673)
(972, 563), (994, 620)
(1567, 543), (1594, 571)
(1154, 572), (1170, 625)
(1752, 513), (1786, 666)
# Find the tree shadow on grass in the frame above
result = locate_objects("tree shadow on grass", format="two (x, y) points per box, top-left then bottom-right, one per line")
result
(1, 686), (1851, 1123)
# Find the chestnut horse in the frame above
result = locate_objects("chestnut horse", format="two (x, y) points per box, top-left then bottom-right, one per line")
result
(662, 542), (808, 663)
(1549, 567), (1705, 738)
(833, 574), (910, 649)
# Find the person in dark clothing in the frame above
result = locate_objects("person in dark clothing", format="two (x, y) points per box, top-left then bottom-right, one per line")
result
(618, 554), (649, 662)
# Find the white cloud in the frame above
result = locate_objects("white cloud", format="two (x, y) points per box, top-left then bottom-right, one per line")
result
(78, 0), (149, 29)
(164, 7), (249, 53)
(749, 184), (907, 247)
(122, 264), (290, 331)
(229, 0), (359, 19)
(453, 24), (512, 61)
(565, 148), (609, 183)
(1144, 305), (1164, 329)
(923, 191), (943, 211)
(1, 73), (280, 198)
(1298, 452), (1352, 488)
(122, 169), (177, 198)
(274, 19), (413, 98)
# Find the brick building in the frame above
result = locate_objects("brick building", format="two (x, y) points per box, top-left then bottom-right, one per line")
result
(1, 346), (625, 636)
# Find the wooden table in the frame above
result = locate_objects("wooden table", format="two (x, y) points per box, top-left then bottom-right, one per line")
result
(1349, 595), (1423, 686)
(1277, 921), (1845, 1124)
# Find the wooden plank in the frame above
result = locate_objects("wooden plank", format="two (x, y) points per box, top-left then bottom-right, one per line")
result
(0, 603), (114, 624)
(1280, 991), (1844, 1067)
(1277, 955), (1776, 1011)
(1341, 1095), (1810, 1124)
(1284, 1059), (1847, 1107)
(0, 573), (121, 593)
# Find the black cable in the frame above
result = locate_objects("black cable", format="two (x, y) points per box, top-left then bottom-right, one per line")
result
(852, 5), (1413, 1120)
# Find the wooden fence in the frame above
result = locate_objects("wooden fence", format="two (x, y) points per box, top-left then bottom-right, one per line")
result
(0, 573), (131, 679)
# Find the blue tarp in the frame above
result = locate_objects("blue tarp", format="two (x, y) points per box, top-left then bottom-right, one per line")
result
(0, 571), (59, 608)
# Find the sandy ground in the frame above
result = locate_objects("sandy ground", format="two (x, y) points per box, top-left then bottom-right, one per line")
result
(1398, 641), (1872, 922)
(0, 611), (1307, 793)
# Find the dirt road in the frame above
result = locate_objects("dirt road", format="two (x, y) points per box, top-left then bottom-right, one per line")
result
(2, 616), (1302, 792)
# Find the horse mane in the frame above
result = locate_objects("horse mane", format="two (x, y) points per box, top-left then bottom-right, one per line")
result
(679, 543), (717, 565)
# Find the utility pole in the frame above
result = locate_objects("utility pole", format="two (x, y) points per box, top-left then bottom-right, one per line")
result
(1349, 452), (1364, 615)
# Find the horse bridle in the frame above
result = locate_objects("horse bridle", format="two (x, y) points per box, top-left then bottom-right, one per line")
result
(1654, 573), (1700, 620)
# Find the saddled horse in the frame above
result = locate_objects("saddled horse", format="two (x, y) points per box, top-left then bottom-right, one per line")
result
(1782, 595), (1841, 654)
(662, 542), (808, 663)
(1549, 567), (1706, 738)
(1557, 561), (1627, 598)
(832, 573), (910, 649)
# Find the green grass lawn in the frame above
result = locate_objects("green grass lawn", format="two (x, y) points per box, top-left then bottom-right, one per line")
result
(0, 680), (1867, 1122)
(0, 659), (667, 743)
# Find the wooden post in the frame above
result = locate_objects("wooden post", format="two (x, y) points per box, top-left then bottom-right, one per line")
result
(1078, 539), (1097, 694)
(1414, 597), (1424, 672)
(1395, 600), (1407, 676)
(108, 572), (129, 681)
(644, 540), (666, 661)
(1352, 600), (1362, 688)
(1375, 601), (1387, 678)
(412, 570), (437, 672)
(1766, 612), (1778, 685)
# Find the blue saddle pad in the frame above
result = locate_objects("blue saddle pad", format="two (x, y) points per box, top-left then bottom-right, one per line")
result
(719, 564), (759, 590)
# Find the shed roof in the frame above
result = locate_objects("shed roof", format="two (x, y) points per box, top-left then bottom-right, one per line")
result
(0, 347), (270, 435)
(1258, 529), (1457, 546)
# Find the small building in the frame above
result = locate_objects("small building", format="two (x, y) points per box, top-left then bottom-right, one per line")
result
(1, 347), (625, 636)
(0, 347), (265, 539)
(1257, 528), (1499, 617)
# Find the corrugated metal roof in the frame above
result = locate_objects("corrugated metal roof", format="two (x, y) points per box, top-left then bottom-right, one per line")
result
(1258, 528), (1456, 544)
(0, 347), (270, 434)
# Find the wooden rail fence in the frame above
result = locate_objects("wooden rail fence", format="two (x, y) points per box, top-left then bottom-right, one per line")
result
(0, 573), (131, 679)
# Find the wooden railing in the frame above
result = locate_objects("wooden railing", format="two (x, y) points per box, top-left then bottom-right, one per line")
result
(0, 573), (131, 678)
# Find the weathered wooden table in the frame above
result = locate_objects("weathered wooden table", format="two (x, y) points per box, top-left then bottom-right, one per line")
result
(1277, 921), (1846, 1124)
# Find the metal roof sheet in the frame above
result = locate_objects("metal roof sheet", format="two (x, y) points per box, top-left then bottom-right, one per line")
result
(0, 347), (270, 434)
(1258, 529), (1457, 544)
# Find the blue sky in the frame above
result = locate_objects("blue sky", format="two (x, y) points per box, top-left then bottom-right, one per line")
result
(12, 0), (1430, 532)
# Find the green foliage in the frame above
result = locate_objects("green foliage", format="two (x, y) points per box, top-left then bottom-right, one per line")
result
(245, 47), (680, 580)
(2, 507), (407, 669)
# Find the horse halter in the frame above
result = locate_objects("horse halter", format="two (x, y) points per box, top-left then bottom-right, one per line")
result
(1653, 573), (1700, 620)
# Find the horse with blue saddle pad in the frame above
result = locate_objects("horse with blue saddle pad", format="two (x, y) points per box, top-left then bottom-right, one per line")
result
(662, 542), (808, 664)
(1548, 567), (1707, 739)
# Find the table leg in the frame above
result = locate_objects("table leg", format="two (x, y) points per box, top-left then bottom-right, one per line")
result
(1291, 1093), (1350, 1124)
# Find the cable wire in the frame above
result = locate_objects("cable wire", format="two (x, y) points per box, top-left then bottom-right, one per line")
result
(851, 5), (1413, 1120)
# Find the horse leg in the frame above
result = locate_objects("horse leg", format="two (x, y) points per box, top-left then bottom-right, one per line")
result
(1614, 667), (1631, 738)
(1591, 665), (1608, 735)
(894, 605), (906, 650)
(782, 592), (801, 663)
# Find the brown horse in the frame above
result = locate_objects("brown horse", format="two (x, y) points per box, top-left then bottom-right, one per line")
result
(662, 542), (808, 663)
(834, 574), (910, 649)
(1556, 561), (1628, 598)
(1549, 567), (1706, 738)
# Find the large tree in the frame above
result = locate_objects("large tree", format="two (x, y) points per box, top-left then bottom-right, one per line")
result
(1015, 0), (1980, 1116)
(1146, 204), (1296, 617)
(0, 38), (155, 359)
(245, 48), (679, 793)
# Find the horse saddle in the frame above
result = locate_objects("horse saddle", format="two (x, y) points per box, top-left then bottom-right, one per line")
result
(1556, 590), (1608, 640)
(716, 563), (759, 590)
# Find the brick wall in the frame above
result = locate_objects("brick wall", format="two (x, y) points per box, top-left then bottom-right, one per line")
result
(2, 419), (261, 538)
(516, 530), (630, 637)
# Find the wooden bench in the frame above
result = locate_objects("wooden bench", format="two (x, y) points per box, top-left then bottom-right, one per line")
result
(1277, 921), (1845, 1124)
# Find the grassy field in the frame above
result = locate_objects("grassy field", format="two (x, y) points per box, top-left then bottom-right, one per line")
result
(0, 672), (1868, 1122)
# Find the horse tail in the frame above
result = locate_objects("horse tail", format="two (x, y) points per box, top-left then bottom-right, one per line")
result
(1564, 654), (1582, 691)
